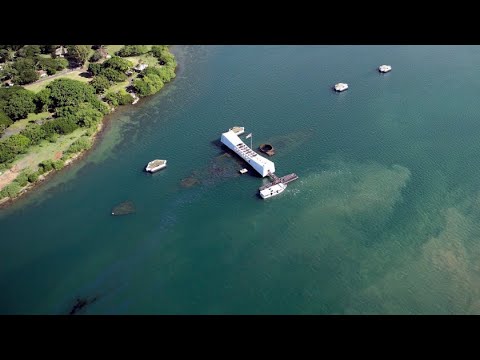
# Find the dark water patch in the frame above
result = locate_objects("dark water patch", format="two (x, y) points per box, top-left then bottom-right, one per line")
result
(68, 296), (98, 315)
(111, 201), (136, 216)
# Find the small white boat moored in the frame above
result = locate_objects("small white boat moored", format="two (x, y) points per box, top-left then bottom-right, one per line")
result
(259, 183), (287, 199)
(239, 168), (248, 174)
(145, 159), (167, 173)
(334, 83), (349, 92)
(378, 65), (392, 73)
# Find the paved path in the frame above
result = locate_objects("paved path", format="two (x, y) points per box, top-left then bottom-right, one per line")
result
(32, 66), (85, 85)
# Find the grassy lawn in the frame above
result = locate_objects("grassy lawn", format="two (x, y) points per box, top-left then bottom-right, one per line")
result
(108, 79), (131, 93)
(11, 127), (88, 173)
(24, 70), (91, 93)
(125, 53), (159, 68)
(105, 45), (124, 56)
(26, 112), (52, 122)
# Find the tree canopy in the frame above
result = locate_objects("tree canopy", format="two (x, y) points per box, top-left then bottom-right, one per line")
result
(3, 88), (36, 120)
(116, 45), (148, 57)
(47, 78), (95, 107)
(12, 58), (39, 84)
(103, 56), (133, 72)
(66, 45), (91, 66)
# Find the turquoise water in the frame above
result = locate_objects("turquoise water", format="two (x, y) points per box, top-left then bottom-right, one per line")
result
(2, 45), (480, 314)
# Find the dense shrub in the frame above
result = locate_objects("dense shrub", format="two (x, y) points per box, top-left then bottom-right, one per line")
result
(27, 171), (39, 183)
(21, 124), (47, 145)
(99, 68), (127, 83)
(89, 50), (103, 63)
(65, 137), (92, 155)
(88, 63), (102, 76)
(34, 88), (52, 112)
(0, 142), (15, 163)
(14, 171), (29, 187)
(90, 75), (110, 94)
(143, 66), (175, 83)
(39, 159), (54, 172)
(104, 89), (133, 107)
(37, 57), (69, 75)
(0, 111), (13, 133)
(3, 134), (31, 154)
(52, 159), (64, 170)
(0, 182), (21, 198)
(151, 45), (168, 58)
(42, 117), (78, 135)
(134, 75), (164, 97)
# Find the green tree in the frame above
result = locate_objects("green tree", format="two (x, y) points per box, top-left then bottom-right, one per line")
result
(15, 68), (39, 84)
(66, 45), (91, 66)
(52, 159), (64, 170)
(134, 75), (164, 97)
(151, 45), (168, 58)
(39, 159), (54, 172)
(55, 103), (103, 127)
(90, 75), (110, 94)
(40, 45), (58, 54)
(88, 63), (102, 76)
(34, 88), (52, 112)
(0, 63), (17, 80)
(16, 45), (41, 58)
(100, 68), (127, 83)
(89, 50), (102, 63)
(55, 58), (69, 70)
(0, 182), (21, 198)
(4, 89), (36, 120)
(4, 134), (31, 154)
(116, 45), (148, 57)
(20, 124), (47, 145)
(42, 117), (78, 135)
(104, 56), (133, 72)
(104, 89), (133, 107)
(37, 57), (58, 75)
(144, 66), (175, 83)
(0, 48), (15, 62)
(0, 111), (13, 134)
(27, 171), (39, 183)
(12, 58), (39, 84)
(47, 78), (95, 107)
(0, 142), (15, 163)
(14, 171), (29, 187)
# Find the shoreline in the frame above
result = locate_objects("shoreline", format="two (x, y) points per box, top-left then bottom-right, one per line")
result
(0, 46), (178, 210)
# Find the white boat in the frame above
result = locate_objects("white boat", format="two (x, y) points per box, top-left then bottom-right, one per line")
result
(239, 168), (248, 174)
(145, 159), (167, 173)
(259, 183), (287, 199)
(378, 65), (392, 73)
(229, 126), (245, 136)
(334, 83), (349, 92)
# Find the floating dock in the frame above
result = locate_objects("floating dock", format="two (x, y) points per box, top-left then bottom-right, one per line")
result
(259, 172), (299, 191)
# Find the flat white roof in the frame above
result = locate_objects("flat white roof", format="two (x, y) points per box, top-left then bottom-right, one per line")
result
(221, 130), (274, 167)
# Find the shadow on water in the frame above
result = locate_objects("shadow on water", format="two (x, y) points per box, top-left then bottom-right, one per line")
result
(67, 296), (99, 315)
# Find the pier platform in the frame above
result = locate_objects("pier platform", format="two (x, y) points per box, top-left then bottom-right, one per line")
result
(259, 171), (299, 190)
